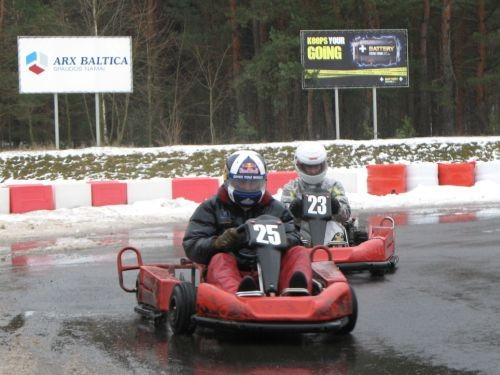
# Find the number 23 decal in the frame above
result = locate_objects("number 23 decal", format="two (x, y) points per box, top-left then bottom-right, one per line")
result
(306, 195), (327, 215)
(252, 224), (282, 245)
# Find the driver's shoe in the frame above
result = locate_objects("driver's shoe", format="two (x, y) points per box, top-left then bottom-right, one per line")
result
(281, 271), (310, 296)
(289, 271), (308, 289)
(238, 276), (258, 292)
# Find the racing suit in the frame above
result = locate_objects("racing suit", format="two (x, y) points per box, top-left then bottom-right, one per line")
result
(183, 185), (312, 294)
(281, 176), (351, 246)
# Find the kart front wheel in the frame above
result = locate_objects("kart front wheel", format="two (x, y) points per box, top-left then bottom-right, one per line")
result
(168, 282), (196, 335)
(338, 286), (358, 334)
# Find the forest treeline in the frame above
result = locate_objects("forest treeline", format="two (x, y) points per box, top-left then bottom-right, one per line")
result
(0, 0), (499, 148)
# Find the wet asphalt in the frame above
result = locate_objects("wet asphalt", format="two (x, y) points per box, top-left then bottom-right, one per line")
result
(1, 209), (500, 374)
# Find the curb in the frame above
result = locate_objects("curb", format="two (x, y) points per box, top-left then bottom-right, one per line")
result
(1, 161), (499, 215)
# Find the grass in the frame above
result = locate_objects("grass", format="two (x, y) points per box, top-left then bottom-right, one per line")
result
(0, 139), (499, 182)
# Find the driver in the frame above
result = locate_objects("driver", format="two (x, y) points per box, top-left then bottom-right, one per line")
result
(183, 150), (312, 294)
(281, 142), (351, 245)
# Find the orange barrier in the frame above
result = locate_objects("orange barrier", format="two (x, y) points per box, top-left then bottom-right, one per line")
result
(438, 162), (476, 186)
(90, 181), (127, 206)
(9, 184), (54, 213)
(267, 171), (298, 195)
(172, 177), (220, 203)
(366, 164), (406, 195)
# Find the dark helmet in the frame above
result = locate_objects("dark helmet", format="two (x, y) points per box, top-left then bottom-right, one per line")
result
(224, 150), (267, 207)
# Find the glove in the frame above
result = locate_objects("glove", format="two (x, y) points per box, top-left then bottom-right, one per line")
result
(214, 228), (242, 250)
(288, 198), (303, 218)
(331, 197), (340, 214)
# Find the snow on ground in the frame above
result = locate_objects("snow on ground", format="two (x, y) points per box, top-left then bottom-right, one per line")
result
(1, 137), (499, 254)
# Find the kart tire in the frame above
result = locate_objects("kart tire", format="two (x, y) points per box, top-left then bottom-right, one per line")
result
(338, 286), (358, 334)
(135, 276), (140, 303)
(168, 282), (196, 335)
(370, 269), (386, 277)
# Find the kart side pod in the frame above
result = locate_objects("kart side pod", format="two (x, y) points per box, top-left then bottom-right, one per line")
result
(117, 246), (199, 314)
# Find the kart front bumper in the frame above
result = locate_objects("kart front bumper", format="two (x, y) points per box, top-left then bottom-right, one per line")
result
(336, 255), (399, 273)
(193, 315), (348, 333)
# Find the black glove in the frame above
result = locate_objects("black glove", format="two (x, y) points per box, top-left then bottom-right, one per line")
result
(213, 228), (242, 250)
(288, 198), (303, 218)
(331, 197), (340, 214)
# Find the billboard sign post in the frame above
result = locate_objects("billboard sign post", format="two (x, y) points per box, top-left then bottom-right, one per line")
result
(18, 36), (133, 148)
(300, 29), (409, 139)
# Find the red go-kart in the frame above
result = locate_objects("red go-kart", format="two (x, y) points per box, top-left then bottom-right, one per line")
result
(299, 190), (398, 276)
(117, 215), (357, 335)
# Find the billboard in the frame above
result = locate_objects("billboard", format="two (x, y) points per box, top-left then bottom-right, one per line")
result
(18, 36), (132, 93)
(301, 29), (408, 89)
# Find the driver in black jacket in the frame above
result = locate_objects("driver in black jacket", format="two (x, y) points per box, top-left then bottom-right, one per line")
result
(183, 150), (312, 294)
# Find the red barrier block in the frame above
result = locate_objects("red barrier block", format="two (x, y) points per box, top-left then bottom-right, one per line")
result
(439, 212), (477, 224)
(267, 171), (298, 195)
(172, 177), (220, 203)
(90, 181), (127, 207)
(9, 184), (54, 213)
(366, 164), (407, 196)
(368, 213), (408, 227)
(11, 239), (57, 252)
(438, 162), (476, 187)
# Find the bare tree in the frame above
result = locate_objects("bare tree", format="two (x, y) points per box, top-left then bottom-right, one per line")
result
(419, 0), (431, 135)
(440, 0), (455, 135)
(192, 44), (231, 144)
(79, 0), (129, 144)
(476, 0), (488, 133)
(0, 0), (5, 34)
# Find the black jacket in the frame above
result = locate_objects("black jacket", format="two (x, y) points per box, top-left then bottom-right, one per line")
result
(183, 185), (302, 265)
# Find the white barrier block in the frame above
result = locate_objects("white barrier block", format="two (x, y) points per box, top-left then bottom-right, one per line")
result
(329, 168), (359, 194)
(476, 161), (500, 183)
(406, 163), (438, 191)
(127, 178), (172, 203)
(356, 167), (368, 194)
(53, 181), (92, 209)
(0, 187), (9, 214)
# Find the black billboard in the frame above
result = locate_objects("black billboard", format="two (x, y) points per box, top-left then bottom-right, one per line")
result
(301, 29), (409, 89)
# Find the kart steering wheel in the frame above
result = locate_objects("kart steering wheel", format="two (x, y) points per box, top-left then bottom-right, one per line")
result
(236, 223), (258, 259)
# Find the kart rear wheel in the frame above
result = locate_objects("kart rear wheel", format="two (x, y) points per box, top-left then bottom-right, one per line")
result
(168, 282), (196, 335)
(338, 286), (358, 334)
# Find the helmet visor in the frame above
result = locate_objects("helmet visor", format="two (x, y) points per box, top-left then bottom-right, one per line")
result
(297, 161), (327, 176)
(229, 177), (265, 193)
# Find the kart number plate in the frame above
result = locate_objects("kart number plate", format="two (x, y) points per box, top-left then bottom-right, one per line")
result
(247, 219), (287, 249)
(303, 192), (332, 219)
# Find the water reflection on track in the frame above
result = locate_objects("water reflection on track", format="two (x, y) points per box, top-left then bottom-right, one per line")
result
(1, 207), (500, 374)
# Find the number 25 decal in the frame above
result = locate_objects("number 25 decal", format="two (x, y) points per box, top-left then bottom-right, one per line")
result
(253, 224), (282, 245)
(307, 195), (327, 215)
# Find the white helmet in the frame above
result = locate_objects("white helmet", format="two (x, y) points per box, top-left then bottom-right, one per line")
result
(294, 142), (328, 185)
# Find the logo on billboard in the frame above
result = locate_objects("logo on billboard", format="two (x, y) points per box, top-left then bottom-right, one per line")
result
(351, 35), (401, 67)
(25, 51), (48, 75)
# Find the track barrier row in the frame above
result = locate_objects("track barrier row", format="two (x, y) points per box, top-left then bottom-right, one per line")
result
(1, 161), (499, 214)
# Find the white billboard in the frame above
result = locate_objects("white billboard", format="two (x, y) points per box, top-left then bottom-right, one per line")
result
(18, 36), (133, 93)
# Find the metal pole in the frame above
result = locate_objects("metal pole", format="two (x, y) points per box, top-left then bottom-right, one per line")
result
(372, 87), (378, 140)
(53, 93), (60, 149)
(95, 93), (101, 146)
(335, 88), (340, 139)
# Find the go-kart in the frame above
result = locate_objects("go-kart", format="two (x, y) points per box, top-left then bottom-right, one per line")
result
(117, 215), (357, 335)
(299, 190), (398, 275)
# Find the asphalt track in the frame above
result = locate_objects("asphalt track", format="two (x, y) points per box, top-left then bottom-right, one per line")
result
(1, 208), (500, 374)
